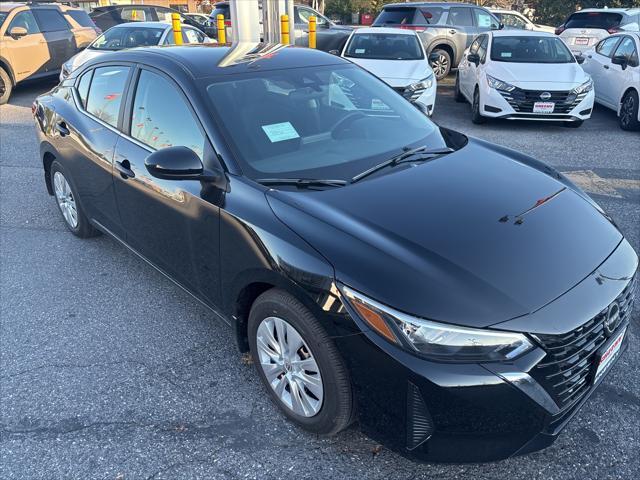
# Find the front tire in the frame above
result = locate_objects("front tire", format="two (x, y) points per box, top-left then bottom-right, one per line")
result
(50, 161), (99, 238)
(430, 49), (451, 80)
(248, 289), (354, 436)
(619, 90), (640, 131)
(471, 88), (486, 124)
(0, 67), (12, 105)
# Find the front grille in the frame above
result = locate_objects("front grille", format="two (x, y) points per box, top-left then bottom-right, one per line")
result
(531, 276), (636, 410)
(393, 86), (425, 102)
(498, 88), (587, 114)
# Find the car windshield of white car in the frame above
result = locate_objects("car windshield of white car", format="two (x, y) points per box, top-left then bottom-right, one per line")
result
(345, 33), (423, 60)
(491, 36), (574, 63)
(205, 64), (447, 182)
(90, 27), (164, 50)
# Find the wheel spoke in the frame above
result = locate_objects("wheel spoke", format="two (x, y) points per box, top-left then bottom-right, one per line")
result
(262, 361), (284, 384)
(296, 371), (323, 399)
(288, 378), (307, 416)
(274, 318), (288, 357)
(285, 327), (304, 359)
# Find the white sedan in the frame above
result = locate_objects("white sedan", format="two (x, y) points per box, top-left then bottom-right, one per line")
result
(339, 27), (437, 116)
(456, 31), (594, 127)
(581, 32), (640, 130)
(60, 22), (213, 81)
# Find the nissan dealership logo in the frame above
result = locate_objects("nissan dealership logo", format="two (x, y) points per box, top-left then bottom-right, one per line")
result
(604, 302), (621, 336)
(540, 92), (552, 101)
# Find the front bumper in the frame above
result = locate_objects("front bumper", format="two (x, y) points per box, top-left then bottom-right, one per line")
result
(334, 240), (637, 463)
(480, 81), (595, 122)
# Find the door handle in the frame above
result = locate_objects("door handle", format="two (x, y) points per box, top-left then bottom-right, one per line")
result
(449, 29), (457, 34)
(55, 121), (70, 137)
(604, 65), (609, 69)
(115, 159), (135, 179)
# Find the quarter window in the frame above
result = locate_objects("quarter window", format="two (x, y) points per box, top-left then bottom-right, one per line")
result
(596, 37), (621, 57)
(86, 66), (130, 127)
(447, 8), (473, 27)
(131, 70), (205, 159)
(501, 13), (527, 29)
(77, 69), (93, 108)
(8, 11), (41, 34)
(32, 9), (69, 32)
(477, 35), (488, 62)
(121, 7), (150, 22)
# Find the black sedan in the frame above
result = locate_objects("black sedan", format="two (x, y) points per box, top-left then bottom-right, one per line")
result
(33, 44), (638, 463)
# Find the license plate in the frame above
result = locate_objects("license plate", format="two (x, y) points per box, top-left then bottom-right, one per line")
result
(533, 102), (555, 114)
(594, 327), (627, 384)
(575, 37), (589, 45)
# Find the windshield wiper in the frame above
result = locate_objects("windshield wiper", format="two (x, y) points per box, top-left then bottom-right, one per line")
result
(256, 178), (348, 188)
(350, 145), (454, 183)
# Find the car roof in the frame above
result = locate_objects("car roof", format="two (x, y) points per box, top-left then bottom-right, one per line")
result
(89, 44), (349, 80)
(488, 9), (521, 14)
(0, 2), (75, 13)
(107, 22), (171, 30)
(352, 27), (417, 36)
(490, 30), (555, 38)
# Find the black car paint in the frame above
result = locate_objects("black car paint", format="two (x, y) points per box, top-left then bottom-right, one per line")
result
(34, 45), (637, 463)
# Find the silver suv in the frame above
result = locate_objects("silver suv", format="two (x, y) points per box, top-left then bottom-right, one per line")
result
(373, 2), (500, 79)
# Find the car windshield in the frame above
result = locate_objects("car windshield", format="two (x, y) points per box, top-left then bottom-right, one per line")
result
(345, 33), (423, 60)
(491, 36), (574, 63)
(90, 26), (164, 50)
(565, 12), (623, 30)
(205, 64), (447, 182)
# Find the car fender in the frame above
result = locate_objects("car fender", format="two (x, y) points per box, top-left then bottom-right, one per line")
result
(616, 85), (640, 118)
(424, 37), (458, 64)
(0, 56), (16, 85)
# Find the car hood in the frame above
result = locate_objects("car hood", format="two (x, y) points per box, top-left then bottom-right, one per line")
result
(488, 61), (588, 88)
(266, 139), (622, 328)
(66, 48), (105, 72)
(347, 58), (430, 84)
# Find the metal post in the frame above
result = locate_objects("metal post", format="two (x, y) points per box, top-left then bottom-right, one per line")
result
(216, 14), (226, 44)
(308, 15), (316, 48)
(228, 0), (261, 45)
(280, 14), (290, 45)
(171, 13), (183, 45)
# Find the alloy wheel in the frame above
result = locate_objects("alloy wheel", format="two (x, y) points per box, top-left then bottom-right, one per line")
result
(53, 171), (78, 228)
(431, 54), (449, 78)
(620, 95), (634, 128)
(256, 316), (324, 417)
(0, 77), (5, 97)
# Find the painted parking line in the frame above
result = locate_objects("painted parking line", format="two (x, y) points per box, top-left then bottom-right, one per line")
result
(563, 170), (640, 198)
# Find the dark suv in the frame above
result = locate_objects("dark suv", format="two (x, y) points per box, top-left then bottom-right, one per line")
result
(373, 2), (500, 79)
(90, 4), (216, 38)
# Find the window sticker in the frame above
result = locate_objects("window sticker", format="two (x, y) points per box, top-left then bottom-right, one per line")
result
(477, 15), (492, 27)
(500, 52), (512, 58)
(371, 98), (391, 110)
(261, 122), (300, 143)
(355, 48), (366, 54)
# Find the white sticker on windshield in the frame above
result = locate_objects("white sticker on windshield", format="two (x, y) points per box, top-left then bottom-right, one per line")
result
(261, 122), (300, 143)
(355, 48), (365, 54)
(501, 52), (512, 58)
(371, 98), (391, 110)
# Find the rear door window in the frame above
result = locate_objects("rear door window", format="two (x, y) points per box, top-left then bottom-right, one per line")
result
(33, 9), (69, 32)
(183, 28), (204, 44)
(86, 66), (130, 127)
(76, 69), (93, 108)
(565, 12), (623, 30)
(8, 10), (41, 34)
(447, 7), (474, 27)
(374, 8), (417, 26)
(596, 36), (621, 57)
(66, 10), (95, 28)
(612, 36), (639, 67)
(120, 7), (151, 22)
(416, 7), (443, 25)
(473, 9), (498, 29)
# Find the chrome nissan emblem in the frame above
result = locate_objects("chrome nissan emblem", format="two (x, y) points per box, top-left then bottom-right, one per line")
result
(604, 302), (620, 336)
(540, 92), (552, 101)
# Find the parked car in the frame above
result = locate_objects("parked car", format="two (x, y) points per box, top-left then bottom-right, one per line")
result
(208, 1), (352, 49)
(372, 2), (501, 80)
(184, 13), (212, 27)
(339, 27), (437, 116)
(455, 31), (594, 127)
(0, 1), (98, 104)
(89, 4), (216, 38)
(60, 22), (213, 81)
(556, 8), (640, 55)
(34, 44), (637, 463)
(581, 32), (640, 131)
(489, 9), (554, 33)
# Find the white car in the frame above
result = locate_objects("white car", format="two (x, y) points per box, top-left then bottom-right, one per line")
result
(339, 27), (437, 116)
(581, 32), (640, 130)
(60, 22), (213, 81)
(557, 8), (640, 55)
(455, 31), (594, 127)
(489, 9), (555, 33)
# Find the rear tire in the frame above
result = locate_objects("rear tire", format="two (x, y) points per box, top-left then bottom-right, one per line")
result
(430, 49), (451, 80)
(248, 289), (354, 436)
(454, 73), (465, 103)
(0, 67), (12, 105)
(619, 90), (640, 131)
(50, 161), (99, 238)
(471, 88), (486, 124)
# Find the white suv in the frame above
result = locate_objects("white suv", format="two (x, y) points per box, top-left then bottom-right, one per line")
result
(557, 8), (640, 55)
(581, 32), (640, 130)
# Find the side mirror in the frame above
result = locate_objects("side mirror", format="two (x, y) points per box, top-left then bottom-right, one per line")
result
(428, 52), (440, 62)
(499, 23), (505, 30)
(575, 54), (585, 65)
(328, 49), (340, 55)
(467, 53), (480, 65)
(145, 146), (215, 181)
(9, 26), (28, 38)
(611, 55), (628, 69)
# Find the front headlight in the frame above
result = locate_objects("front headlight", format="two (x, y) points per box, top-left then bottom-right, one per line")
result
(486, 75), (516, 92)
(341, 285), (534, 363)
(572, 78), (593, 95)
(408, 74), (434, 92)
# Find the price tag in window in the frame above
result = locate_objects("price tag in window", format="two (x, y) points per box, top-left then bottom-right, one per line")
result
(261, 122), (300, 143)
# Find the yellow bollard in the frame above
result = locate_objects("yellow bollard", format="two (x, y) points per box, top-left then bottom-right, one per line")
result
(281, 14), (290, 45)
(216, 14), (226, 44)
(131, 10), (137, 21)
(171, 13), (183, 45)
(308, 15), (316, 49)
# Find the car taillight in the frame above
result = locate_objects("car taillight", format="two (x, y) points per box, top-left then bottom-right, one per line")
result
(224, 20), (231, 26)
(399, 25), (426, 33)
(555, 25), (565, 35)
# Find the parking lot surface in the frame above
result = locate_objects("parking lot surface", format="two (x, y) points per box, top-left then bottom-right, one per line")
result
(1, 78), (639, 480)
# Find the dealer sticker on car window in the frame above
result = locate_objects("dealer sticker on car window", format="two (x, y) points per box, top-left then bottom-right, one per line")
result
(501, 52), (512, 58)
(355, 48), (365, 54)
(261, 122), (300, 143)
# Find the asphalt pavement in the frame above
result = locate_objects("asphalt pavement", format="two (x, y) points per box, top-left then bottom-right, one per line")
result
(1, 78), (639, 480)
